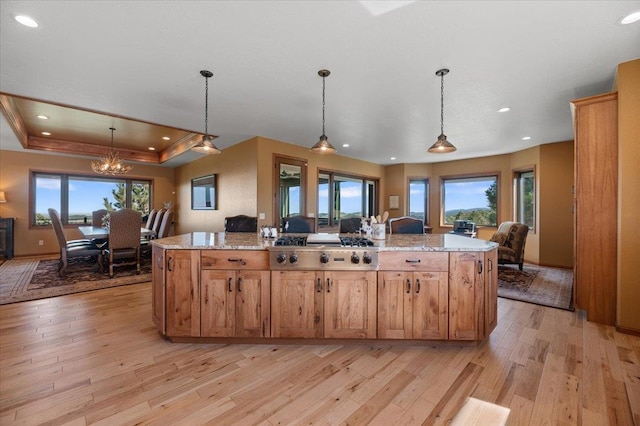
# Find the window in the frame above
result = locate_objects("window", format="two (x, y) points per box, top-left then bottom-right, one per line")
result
(515, 169), (535, 230)
(318, 171), (377, 228)
(408, 178), (429, 224)
(442, 174), (498, 226)
(32, 172), (152, 226)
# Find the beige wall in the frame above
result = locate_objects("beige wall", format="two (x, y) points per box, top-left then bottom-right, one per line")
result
(616, 59), (640, 332)
(0, 150), (174, 257)
(539, 142), (574, 268)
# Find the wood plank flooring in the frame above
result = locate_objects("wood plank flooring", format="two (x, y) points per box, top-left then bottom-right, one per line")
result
(0, 283), (638, 425)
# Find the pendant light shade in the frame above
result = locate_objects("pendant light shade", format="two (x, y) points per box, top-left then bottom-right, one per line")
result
(428, 68), (457, 154)
(192, 70), (221, 154)
(91, 127), (133, 175)
(310, 69), (336, 154)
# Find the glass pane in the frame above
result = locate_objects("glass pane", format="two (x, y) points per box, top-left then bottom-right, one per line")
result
(318, 173), (329, 227)
(132, 181), (151, 215)
(517, 171), (535, 229)
(34, 174), (61, 225)
(334, 176), (362, 220)
(280, 164), (301, 217)
(68, 177), (124, 224)
(409, 179), (427, 222)
(443, 176), (497, 226)
(192, 175), (216, 210)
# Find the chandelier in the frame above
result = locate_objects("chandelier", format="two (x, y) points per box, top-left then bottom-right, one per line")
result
(192, 70), (221, 154)
(310, 69), (336, 154)
(428, 68), (457, 153)
(91, 127), (133, 175)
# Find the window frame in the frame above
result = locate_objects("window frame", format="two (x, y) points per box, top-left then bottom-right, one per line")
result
(513, 166), (536, 232)
(440, 172), (500, 227)
(30, 170), (153, 228)
(318, 169), (379, 229)
(408, 177), (429, 225)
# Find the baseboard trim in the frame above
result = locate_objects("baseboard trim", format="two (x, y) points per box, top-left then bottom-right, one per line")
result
(615, 325), (640, 337)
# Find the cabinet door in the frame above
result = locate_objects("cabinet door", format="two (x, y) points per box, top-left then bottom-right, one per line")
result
(449, 252), (480, 340)
(377, 271), (412, 339)
(236, 270), (270, 338)
(483, 249), (498, 339)
(151, 245), (166, 334)
(201, 270), (235, 337)
(412, 271), (448, 339)
(271, 271), (322, 338)
(324, 271), (377, 339)
(166, 250), (200, 337)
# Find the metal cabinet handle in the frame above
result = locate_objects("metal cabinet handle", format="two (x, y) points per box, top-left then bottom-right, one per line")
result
(228, 277), (233, 292)
(228, 258), (247, 266)
(237, 277), (242, 292)
(478, 259), (483, 274)
(416, 278), (421, 294)
(167, 256), (173, 271)
(326, 278), (331, 293)
(156, 255), (163, 270)
(488, 258), (493, 272)
(406, 278), (411, 294)
(316, 278), (322, 293)
(405, 259), (421, 263)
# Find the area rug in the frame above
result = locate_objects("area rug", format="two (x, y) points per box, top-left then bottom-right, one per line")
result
(498, 264), (573, 311)
(0, 257), (151, 305)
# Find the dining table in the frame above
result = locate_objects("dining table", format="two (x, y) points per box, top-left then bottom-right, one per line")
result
(78, 226), (156, 240)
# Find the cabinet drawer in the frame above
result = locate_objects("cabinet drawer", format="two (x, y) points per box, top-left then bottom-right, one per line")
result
(201, 250), (269, 270)
(379, 251), (448, 271)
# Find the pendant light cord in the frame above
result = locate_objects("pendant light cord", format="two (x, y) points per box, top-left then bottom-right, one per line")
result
(110, 127), (115, 151)
(321, 74), (326, 135)
(440, 73), (444, 135)
(204, 76), (209, 135)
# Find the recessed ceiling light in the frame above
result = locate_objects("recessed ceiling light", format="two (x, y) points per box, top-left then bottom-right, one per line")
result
(497, 107), (511, 113)
(36, 114), (49, 120)
(619, 10), (640, 25)
(390, 157), (396, 161)
(342, 144), (350, 148)
(522, 136), (532, 141)
(15, 15), (39, 28)
(41, 131), (51, 136)
(148, 147), (156, 151)
(162, 136), (170, 141)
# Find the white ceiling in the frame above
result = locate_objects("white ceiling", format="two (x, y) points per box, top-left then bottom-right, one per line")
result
(1, 0), (639, 166)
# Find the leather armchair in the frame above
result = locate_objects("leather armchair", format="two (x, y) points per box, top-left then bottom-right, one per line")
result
(491, 221), (529, 270)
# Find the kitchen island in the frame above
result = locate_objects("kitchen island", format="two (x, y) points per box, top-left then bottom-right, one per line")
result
(150, 232), (498, 344)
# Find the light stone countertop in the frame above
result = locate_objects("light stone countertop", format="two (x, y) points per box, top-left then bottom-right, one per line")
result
(151, 232), (497, 252)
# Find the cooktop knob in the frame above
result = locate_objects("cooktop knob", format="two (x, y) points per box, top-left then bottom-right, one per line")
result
(320, 253), (330, 264)
(276, 253), (287, 264)
(289, 253), (298, 264)
(351, 252), (360, 264)
(363, 253), (372, 264)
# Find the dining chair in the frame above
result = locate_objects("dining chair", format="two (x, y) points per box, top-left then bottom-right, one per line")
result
(282, 215), (316, 233)
(151, 208), (166, 236)
(156, 210), (174, 239)
(388, 216), (424, 234)
(91, 209), (109, 227)
(103, 208), (142, 278)
(224, 215), (257, 232)
(339, 217), (363, 233)
(145, 209), (158, 230)
(48, 208), (103, 276)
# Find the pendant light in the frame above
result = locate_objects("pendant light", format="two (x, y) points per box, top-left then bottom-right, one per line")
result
(310, 69), (336, 154)
(428, 68), (457, 153)
(192, 70), (221, 154)
(91, 127), (133, 175)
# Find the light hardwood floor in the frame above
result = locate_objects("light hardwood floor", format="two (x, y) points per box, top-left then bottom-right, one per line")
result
(0, 283), (638, 425)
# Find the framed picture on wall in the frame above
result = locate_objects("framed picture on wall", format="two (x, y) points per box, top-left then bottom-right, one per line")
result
(191, 174), (217, 210)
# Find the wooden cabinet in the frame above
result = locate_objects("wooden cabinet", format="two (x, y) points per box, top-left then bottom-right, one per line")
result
(271, 270), (377, 339)
(200, 250), (270, 338)
(448, 252), (483, 340)
(571, 93), (617, 325)
(378, 252), (448, 340)
(482, 249), (498, 340)
(166, 250), (201, 337)
(151, 245), (166, 334)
